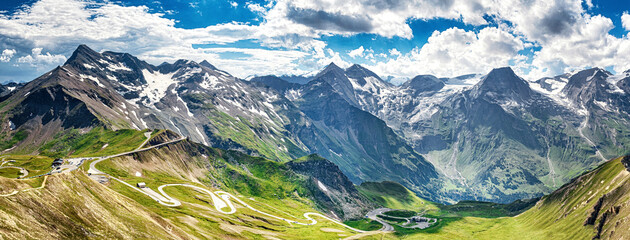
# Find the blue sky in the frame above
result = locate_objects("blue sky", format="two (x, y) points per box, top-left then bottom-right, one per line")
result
(1, 0), (630, 84)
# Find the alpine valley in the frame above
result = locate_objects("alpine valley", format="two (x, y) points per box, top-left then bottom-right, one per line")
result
(1, 45), (630, 239)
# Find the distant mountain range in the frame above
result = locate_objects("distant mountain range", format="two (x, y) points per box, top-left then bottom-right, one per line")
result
(2, 44), (630, 204)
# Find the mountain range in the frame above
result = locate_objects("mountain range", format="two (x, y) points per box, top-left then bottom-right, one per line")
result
(1, 45), (630, 239)
(2, 45), (630, 206)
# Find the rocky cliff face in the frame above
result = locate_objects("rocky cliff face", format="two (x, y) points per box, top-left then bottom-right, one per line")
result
(286, 154), (376, 220)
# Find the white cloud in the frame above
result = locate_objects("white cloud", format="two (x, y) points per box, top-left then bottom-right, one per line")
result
(389, 48), (401, 57)
(348, 46), (364, 58)
(622, 12), (630, 31)
(0, 0), (629, 83)
(229, 1), (238, 8)
(0, 49), (16, 62)
(0, 0), (332, 78)
(17, 48), (66, 68)
(247, 3), (265, 13)
(370, 27), (525, 79)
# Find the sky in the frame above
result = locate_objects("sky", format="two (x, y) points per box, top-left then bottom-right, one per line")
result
(1, 0), (630, 84)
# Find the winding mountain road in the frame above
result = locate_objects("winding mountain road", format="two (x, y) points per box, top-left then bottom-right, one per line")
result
(0, 175), (48, 197)
(366, 208), (395, 232)
(0, 132), (381, 234)
(85, 134), (375, 234)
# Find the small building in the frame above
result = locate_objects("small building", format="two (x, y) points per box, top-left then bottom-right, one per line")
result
(52, 158), (64, 168)
(137, 182), (146, 188)
(411, 216), (430, 223)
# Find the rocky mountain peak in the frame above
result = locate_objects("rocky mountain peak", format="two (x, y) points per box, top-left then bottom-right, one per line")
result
(325, 62), (341, 70)
(345, 64), (381, 80)
(199, 60), (218, 70)
(316, 62), (344, 77)
(64, 44), (104, 67)
(563, 68), (610, 93)
(402, 75), (445, 93)
(156, 59), (200, 74)
(471, 67), (532, 100)
(562, 67), (620, 105)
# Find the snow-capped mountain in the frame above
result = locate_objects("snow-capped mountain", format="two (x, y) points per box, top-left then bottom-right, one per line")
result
(0, 45), (447, 202)
(258, 63), (630, 203)
(4, 44), (630, 204)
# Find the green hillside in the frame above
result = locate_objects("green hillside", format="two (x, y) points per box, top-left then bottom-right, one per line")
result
(404, 156), (630, 239)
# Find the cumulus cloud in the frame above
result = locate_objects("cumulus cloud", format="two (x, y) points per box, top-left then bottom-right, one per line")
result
(371, 27), (525, 78)
(0, 0), (339, 79)
(246, 3), (266, 14)
(623, 12), (630, 31)
(286, 7), (373, 33)
(389, 48), (401, 57)
(348, 46), (365, 58)
(0, 49), (16, 62)
(0, 0), (629, 83)
(17, 48), (66, 67)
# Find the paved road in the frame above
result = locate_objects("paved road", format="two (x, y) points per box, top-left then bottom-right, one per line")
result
(366, 208), (395, 232)
(136, 132), (152, 151)
(0, 175), (48, 197)
(88, 136), (185, 175)
(0, 166), (28, 178)
(86, 134), (369, 234)
(2, 132), (374, 234)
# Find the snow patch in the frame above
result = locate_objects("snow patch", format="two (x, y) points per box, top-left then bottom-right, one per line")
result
(606, 74), (626, 94)
(285, 89), (302, 100)
(107, 62), (132, 72)
(176, 94), (194, 117)
(141, 69), (177, 105)
(594, 100), (612, 111)
(195, 126), (208, 145)
(317, 180), (329, 192)
(80, 74), (105, 88)
(169, 119), (183, 135)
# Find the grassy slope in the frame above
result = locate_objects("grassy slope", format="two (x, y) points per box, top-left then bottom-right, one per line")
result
(0, 129), (381, 239)
(91, 138), (374, 239)
(0, 173), (188, 239)
(0, 155), (54, 178)
(39, 127), (148, 158)
(358, 181), (439, 212)
(4, 126), (630, 239)
(405, 156), (630, 239)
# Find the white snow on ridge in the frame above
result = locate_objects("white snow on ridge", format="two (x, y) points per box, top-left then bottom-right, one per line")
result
(594, 100), (612, 112)
(285, 89), (303, 101)
(107, 62), (132, 72)
(200, 73), (220, 90)
(80, 74), (106, 88)
(177, 67), (202, 80)
(176, 94), (194, 117)
(605, 74), (626, 94)
(141, 69), (177, 105)
(348, 76), (389, 94)
(98, 59), (109, 65)
(529, 77), (568, 96)
(317, 180), (329, 192)
(195, 126), (208, 145)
